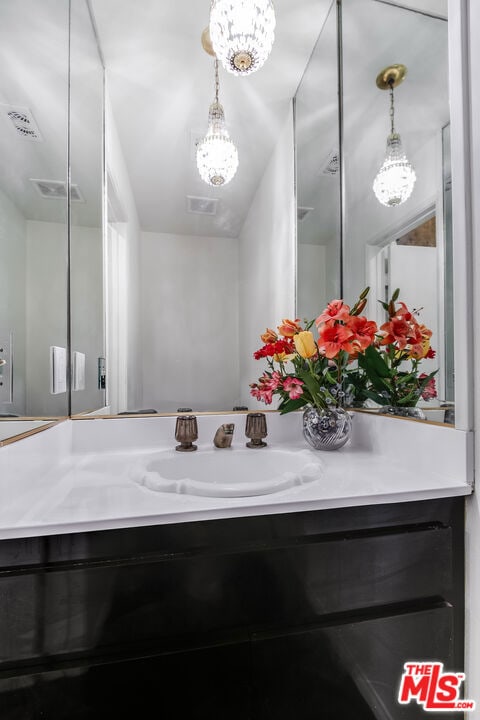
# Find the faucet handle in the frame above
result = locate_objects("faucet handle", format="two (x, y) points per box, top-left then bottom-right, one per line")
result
(245, 412), (267, 448)
(175, 415), (198, 452)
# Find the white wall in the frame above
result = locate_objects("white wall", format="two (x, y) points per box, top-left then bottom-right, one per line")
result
(140, 231), (240, 412)
(239, 104), (296, 409)
(0, 189), (26, 416)
(70, 225), (104, 414)
(105, 93), (143, 411)
(297, 243), (327, 321)
(25, 221), (68, 417)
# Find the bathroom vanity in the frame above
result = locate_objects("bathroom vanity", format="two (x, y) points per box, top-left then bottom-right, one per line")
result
(0, 412), (472, 719)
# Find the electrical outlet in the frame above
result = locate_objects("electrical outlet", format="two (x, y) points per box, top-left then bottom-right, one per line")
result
(0, 333), (13, 403)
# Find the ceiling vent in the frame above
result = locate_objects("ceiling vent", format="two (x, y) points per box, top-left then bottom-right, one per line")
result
(30, 179), (84, 202)
(297, 206), (314, 222)
(186, 195), (218, 215)
(320, 149), (340, 176)
(4, 106), (43, 142)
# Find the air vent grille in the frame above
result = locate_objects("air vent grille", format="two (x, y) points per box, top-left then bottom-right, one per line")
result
(30, 179), (84, 202)
(297, 206), (314, 221)
(4, 106), (43, 142)
(186, 195), (218, 215)
(321, 149), (340, 176)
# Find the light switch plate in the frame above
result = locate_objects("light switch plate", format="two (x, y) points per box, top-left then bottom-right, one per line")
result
(50, 346), (67, 394)
(73, 351), (86, 391)
(0, 333), (13, 403)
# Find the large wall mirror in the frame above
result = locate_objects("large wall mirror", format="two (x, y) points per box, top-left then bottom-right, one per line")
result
(84, 0), (327, 415)
(0, 0), (460, 442)
(0, 0), (70, 441)
(296, 0), (453, 423)
(0, 0), (103, 442)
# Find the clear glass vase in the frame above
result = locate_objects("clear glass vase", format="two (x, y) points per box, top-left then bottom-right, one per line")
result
(377, 405), (426, 420)
(302, 406), (352, 451)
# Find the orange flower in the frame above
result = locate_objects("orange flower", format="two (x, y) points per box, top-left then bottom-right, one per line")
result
(277, 318), (302, 338)
(408, 323), (433, 359)
(379, 316), (414, 350)
(261, 328), (278, 343)
(317, 323), (354, 359)
(347, 316), (378, 351)
(315, 300), (350, 327)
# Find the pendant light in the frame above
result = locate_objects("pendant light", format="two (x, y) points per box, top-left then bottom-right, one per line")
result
(373, 64), (416, 207)
(196, 43), (239, 187)
(209, 0), (276, 76)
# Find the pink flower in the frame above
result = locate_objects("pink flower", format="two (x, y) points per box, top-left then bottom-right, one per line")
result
(283, 377), (304, 400)
(420, 374), (437, 401)
(249, 371), (282, 405)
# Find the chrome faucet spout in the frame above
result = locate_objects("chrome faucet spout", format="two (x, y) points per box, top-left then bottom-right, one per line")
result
(213, 423), (235, 448)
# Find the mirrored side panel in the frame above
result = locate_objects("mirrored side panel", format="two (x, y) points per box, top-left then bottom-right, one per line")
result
(0, 0), (69, 426)
(342, 0), (451, 417)
(295, 0), (341, 322)
(70, 0), (105, 415)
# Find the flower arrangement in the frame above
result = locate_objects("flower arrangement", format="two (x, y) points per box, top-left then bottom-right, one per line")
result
(356, 288), (437, 408)
(250, 287), (437, 414)
(250, 288), (378, 414)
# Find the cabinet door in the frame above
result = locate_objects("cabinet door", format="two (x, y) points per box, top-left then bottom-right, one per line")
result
(251, 604), (454, 720)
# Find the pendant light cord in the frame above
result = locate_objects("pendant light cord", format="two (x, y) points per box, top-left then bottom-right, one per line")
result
(389, 78), (395, 135)
(214, 57), (219, 104)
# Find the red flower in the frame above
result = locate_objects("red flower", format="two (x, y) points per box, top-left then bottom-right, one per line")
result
(317, 323), (354, 359)
(347, 315), (378, 351)
(315, 300), (350, 326)
(253, 339), (295, 360)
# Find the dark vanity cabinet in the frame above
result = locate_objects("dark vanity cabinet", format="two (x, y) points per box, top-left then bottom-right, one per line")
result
(0, 498), (464, 719)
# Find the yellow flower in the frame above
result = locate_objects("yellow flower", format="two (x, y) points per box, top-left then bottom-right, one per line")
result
(294, 331), (317, 359)
(273, 351), (295, 363)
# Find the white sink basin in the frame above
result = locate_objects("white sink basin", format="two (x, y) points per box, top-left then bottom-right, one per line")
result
(133, 447), (324, 498)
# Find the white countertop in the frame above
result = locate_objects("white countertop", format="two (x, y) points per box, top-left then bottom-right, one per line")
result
(0, 412), (473, 539)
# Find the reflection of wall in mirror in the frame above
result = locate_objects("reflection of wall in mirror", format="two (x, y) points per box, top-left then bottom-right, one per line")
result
(105, 101), (295, 413)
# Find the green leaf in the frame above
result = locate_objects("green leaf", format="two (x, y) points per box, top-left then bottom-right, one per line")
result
(358, 345), (392, 379)
(364, 389), (390, 405)
(391, 287), (400, 302)
(278, 397), (307, 414)
(297, 369), (324, 405)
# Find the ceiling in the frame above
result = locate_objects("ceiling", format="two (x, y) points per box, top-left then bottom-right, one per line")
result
(90, 0), (330, 238)
(296, 0), (449, 246)
(0, 0), (449, 237)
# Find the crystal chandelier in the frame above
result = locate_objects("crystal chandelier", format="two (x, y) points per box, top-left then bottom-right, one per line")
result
(196, 57), (239, 186)
(373, 64), (416, 207)
(209, 0), (276, 76)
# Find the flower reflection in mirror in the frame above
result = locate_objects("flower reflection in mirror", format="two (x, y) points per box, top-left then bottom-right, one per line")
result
(373, 64), (416, 207)
(196, 57), (239, 187)
(209, 0), (276, 76)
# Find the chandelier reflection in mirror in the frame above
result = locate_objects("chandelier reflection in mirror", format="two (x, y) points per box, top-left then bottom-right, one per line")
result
(209, 0), (276, 76)
(373, 64), (416, 207)
(196, 55), (239, 187)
